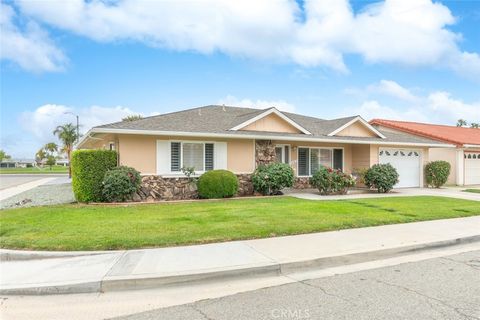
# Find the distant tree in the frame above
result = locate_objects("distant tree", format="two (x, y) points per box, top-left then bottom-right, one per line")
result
(0, 149), (11, 162)
(471, 123), (479, 129)
(53, 123), (78, 178)
(122, 115), (143, 122)
(456, 119), (468, 127)
(36, 143), (58, 168)
(46, 155), (56, 170)
(44, 142), (58, 154)
(35, 148), (47, 165)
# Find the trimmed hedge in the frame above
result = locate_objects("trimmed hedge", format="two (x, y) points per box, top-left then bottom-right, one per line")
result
(364, 163), (399, 193)
(252, 163), (294, 195)
(425, 160), (451, 188)
(102, 166), (141, 202)
(71, 150), (117, 202)
(197, 170), (239, 199)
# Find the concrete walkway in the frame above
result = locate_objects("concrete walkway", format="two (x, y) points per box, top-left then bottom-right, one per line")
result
(1, 216), (479, 295)
(287, 187), (480, 201)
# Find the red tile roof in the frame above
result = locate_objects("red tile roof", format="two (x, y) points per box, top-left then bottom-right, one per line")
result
(369, 119), (480, 147)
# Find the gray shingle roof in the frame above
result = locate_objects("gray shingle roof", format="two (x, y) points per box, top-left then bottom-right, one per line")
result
(95, 105), (446, 145)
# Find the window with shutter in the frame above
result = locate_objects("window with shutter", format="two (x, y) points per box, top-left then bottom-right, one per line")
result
(205, 143), (214, 171)
(182, 143), (204, 171)
(171, 142), (181, 172)
(298, 148), (310, 176)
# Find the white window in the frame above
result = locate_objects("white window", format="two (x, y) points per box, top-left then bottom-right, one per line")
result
(275, 145), (290, 164)
(297, 147), (343, 176)
(170, 142), (214, 172)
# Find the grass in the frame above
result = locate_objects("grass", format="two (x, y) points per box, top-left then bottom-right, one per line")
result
(1, 196), (479, 251)
(463, 189), (480, 194)
(0, 165), (69, 174)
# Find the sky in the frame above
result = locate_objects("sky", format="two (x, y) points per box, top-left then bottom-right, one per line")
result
(1, 0), (480, 158)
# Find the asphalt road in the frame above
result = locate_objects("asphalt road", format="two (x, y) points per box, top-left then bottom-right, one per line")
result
(116, 250), (480, 320)
(0, 174), (69, 190)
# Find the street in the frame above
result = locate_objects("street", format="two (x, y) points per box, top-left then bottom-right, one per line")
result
(115, 250), (480, 320)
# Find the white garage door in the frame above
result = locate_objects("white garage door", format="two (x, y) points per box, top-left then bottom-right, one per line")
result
(379, 149), (421, 188)
(465, 152), (480, 185)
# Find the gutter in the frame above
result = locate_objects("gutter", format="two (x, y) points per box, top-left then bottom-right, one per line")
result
(463, 144), (480, 149)
(77, 127), (455, 148)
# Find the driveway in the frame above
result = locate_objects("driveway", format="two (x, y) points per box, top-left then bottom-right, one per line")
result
(0, 174), (74, 209)
(287, 187), (480, 202)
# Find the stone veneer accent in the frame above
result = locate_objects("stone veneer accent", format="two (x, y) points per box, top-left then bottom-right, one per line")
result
(133, 174), (254, 201)
(293, 177), (312, 189)
(255, 140), (276, 167)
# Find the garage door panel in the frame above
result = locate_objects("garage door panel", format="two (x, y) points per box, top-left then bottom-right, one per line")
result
(465, 152), (480, 185)
(379, 149), (421, 188)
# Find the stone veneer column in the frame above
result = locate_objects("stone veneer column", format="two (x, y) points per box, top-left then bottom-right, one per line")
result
(255, 140), (276, 167)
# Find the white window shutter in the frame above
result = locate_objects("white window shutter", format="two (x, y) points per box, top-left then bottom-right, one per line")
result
(214, 142), (227, 170)
(156, 140), (170, 175)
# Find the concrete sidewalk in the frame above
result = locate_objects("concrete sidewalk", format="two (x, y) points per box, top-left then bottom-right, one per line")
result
(287, 187), (480, 201)
(0, 177), (58, 201)
(1, 216), (479, 295)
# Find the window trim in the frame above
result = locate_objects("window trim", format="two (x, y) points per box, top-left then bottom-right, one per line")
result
(296, 146), (344, 177)
(170, 140), (215, 174)
(275, 144), (291, 164)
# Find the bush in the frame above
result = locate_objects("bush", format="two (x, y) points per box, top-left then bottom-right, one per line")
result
(310, 167), (356, 195)
(364, 163), (399, 193)
(252, 163), (294, 195)
(197, 170), (239, 199)
(102, 166), (142, 202)
(425, 161), (451, 188)
(71, 150), (117, 202)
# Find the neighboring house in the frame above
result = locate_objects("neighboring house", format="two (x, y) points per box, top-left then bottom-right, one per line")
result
(77, 105), (451, 198)
(55, 158), (70, 166)
(0, 159), (36, 168)
(370, 119), (480, 186)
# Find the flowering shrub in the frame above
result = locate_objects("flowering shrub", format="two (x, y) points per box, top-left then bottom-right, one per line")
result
(309, 167), (356, 195)
(252, 163), (294, 195)
(364, 163), (399, 193)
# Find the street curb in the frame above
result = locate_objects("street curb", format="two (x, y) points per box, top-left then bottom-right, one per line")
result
(2, 235), (479, 295)
(0, 249), (120, 262)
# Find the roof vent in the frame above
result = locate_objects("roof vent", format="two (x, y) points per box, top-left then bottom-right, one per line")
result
(198, 108), (202, 116)
(222, 104), (226, 112)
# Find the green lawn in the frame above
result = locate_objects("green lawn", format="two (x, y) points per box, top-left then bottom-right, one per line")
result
(1, 196), (479, 251)
(0, 165), (69, 174)
(463, 189), (480, 194)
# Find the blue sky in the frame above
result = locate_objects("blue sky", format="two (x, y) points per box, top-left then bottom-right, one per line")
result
(1, 0), (479, 158)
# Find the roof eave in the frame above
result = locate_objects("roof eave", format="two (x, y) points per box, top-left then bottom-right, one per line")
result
(83, 127), (455, 148)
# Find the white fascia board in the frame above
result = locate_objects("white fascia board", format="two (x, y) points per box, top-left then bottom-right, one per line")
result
(87, 127), (455, 148)
(229, 108), (312, 135)
(327, 116), (387, 139)
(463, 144), (480, 149)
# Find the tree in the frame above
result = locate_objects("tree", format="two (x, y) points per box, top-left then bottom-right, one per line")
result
(46, 155), (56, 170)
(36, 143), (58, 168)
(122, 115), (143, 122)
(53, 123), (78, 178)
(0, 149), (11, 162)
(456, 119), (467, 127)
(471, 123), (479, 129)
(35, 148), (47, 165)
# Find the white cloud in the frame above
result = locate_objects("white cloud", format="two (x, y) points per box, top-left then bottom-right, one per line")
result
(343, 81), (480, 125)
(218, 95), (296, 113)
(7, 0), (479, 77)
(0, 3), (66, 72)
(20, 104), (138, 142)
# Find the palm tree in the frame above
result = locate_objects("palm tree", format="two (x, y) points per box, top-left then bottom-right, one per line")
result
(456, 119), (468, 127)
(53, 124), (78, 177)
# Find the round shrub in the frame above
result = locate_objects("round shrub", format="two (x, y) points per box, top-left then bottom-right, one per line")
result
(197, 170), (239, 199)
(252, 163), (294, 195)
(71, 150), (117, 202)
(425, 160), (451, 188)
(310, 167), (356, 195)
(364, 163), (399, 193)
(102, 166), (141, 202)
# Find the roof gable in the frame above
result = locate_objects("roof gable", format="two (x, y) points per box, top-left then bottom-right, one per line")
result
(370, 119), (480, 146)
(229, 108), (312, 135)
(328, 116), (386, 139)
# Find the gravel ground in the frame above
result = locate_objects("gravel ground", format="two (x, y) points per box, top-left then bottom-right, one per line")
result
(0, 183), (75, 209)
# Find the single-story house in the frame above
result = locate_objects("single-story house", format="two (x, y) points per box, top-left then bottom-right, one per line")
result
(370, 119), (480, 186)
(77, 105), (452, 199)
(0, 159), (36, 168)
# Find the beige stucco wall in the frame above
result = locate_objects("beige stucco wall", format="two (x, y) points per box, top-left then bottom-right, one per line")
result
(114, 134), (255, 175)
(429, 147), (457, 184)
(336, 122), (377, 138)
(352, 144), (371, 170)
(242, 113), (301, 133)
